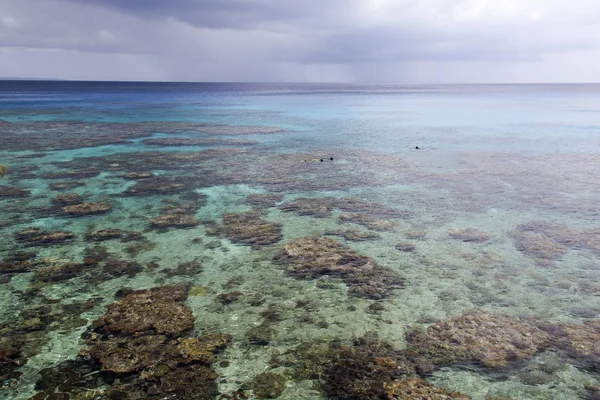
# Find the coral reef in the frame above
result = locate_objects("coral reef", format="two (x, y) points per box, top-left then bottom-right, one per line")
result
(448, 228), (490, 243)
(161, 260), (203, 278)
(385, 378), (471, 399)
(0, 185), (31, 198)
(48, 181), (85, 190)
(94, 284), (194, 336)
(103, 259), (144, 278)
(322, 335), (414, 400)
(405, 230), (426, 240)
(42, 167), (101, 180)
(123, 177), (190, 196)
(199, 125), (284, 135)
(123, 171), (155, 179)
(34, 261), (84, 283)
(251, 372), (287, 399)
(243, 193), (284, 210)
(0, 252), (37, 274)
(85, 228), (124, 241)
(338, 212), (396, 231)
(150, 214), (201, 229)
(51, 193), (83, 206)
(206, 212), (283, 248)
(326, 229), (381, 242)
(30, 283), (230, 400)
(276, 236), (403, 299)
(15, 227), (75, 246)
(217, 291), (243, 305)
(509, 220), (600, 265)
(509, 230), (567, 266)
(543, 319), (600, 370)
(279, 197), (337, 218)
(395, 242), (416, 252)
(245, 323), (275, 346)
(406, 310), (550, 369)
(143, 137), (257, 146)
(61, 202), (112, 216)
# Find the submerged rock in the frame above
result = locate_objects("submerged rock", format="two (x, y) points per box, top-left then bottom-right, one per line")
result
(277, 236), (403, 299)
(406, 310), (550, 369)
(61, 202), (112, 216)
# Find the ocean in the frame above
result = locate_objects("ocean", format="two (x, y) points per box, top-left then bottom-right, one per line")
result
(2, 81), (600, 399)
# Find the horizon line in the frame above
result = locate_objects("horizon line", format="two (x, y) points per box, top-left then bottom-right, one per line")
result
(1, 79), (600, 85)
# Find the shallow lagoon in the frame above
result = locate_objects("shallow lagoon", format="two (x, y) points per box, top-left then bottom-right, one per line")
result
(2, 82), (600, 399)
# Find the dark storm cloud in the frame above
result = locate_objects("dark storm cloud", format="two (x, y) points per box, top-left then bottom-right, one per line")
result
(61, 0), (356, 29)
(2, 0), (600, 82)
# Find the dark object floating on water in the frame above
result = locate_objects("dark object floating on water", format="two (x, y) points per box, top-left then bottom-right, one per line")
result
(330, 157), (334, 160)
(415, 146), (420, 150)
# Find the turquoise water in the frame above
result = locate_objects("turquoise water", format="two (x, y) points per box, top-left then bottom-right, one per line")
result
(2, 82), (600, 399)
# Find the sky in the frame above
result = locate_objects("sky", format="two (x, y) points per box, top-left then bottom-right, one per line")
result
(1, 0), (600, 83)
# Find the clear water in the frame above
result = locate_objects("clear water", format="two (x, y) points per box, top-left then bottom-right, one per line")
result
(2, 81), (600, 399)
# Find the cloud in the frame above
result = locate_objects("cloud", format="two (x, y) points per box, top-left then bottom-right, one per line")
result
(1, 0), (600, 82)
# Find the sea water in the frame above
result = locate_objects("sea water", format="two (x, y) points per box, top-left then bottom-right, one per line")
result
(2, 82), (600, 399)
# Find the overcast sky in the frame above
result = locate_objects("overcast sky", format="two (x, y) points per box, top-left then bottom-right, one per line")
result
(1, 0), (600, 83)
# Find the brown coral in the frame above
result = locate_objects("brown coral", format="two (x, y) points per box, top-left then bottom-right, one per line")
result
(385, 378), (471, 400)
(277, 236), (403, 299)
(85, 228), (124, 241)
(208, 212), (283, 248)
(279, 197), (337, 218)
(448, 228), (489, 243)
(0, 185), (30, 198)
(509, 230), (567, 266)
(61, 202), (112, 216)
(95, 284), (194, 336)
(150, 214), (201, 229)
(407, 310), (550, 369)
(15, 227), (75, 246)
(51, 193), (83, 206)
